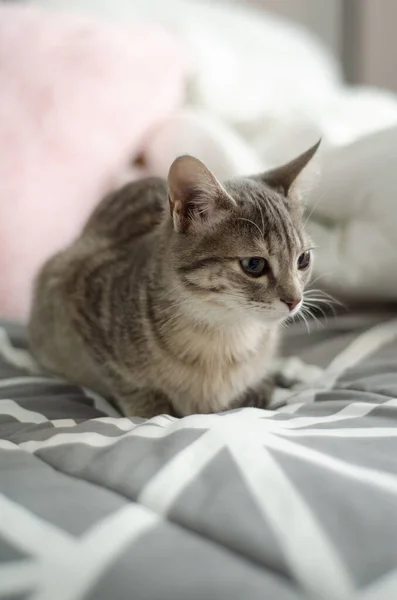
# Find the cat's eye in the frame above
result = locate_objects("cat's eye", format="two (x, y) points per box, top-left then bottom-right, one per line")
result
(240, 257), (269, 278)
(298, 250), (311, 270)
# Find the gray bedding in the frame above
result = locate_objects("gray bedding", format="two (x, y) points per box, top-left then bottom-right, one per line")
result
(1, 311), (397, 600)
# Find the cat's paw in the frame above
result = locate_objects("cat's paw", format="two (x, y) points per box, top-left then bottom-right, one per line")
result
(231, 376), (275, 410)
(271, 357), (324, 389)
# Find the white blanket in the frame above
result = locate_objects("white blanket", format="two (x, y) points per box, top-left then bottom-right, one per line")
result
(34, 0), (397, 302)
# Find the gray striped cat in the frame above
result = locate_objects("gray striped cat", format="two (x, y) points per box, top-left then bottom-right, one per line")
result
(29, 142), (319, 418)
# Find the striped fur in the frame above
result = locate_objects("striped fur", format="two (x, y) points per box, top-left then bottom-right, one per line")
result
(29, 146), (318, 418)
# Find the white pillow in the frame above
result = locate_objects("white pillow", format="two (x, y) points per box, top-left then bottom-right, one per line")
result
(31, 0), (341, 123)
(307, 126), (397, 302)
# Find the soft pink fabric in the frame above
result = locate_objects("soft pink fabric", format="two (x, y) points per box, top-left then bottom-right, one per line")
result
(0, 6), (186, 320)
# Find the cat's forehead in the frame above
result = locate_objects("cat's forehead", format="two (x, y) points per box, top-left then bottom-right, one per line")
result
(224, 177), (292, 221)
(225, 177), (275, 204)
(223, 178), (306, 252)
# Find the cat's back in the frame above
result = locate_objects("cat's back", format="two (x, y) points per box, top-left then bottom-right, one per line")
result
(84, 176), (168, 245)
(29, 176), (168, 392)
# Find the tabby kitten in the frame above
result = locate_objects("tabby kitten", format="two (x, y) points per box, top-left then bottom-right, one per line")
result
(29, 142), (319, 418)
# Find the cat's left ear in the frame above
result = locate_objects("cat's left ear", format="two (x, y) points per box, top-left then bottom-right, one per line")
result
(168, 155), (235, 233)
(260, 139), (321, 199)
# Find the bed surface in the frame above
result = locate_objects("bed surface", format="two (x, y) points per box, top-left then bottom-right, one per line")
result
(1, 312), (397, 600)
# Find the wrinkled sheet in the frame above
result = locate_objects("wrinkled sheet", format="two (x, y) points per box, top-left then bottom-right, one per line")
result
(1, 312), (397, 599)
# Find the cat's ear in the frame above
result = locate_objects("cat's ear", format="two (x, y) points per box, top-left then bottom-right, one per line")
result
(261, 139), (321, 198)
(168, 155), (235, 233)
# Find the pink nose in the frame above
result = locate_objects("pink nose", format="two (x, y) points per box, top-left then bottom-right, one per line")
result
(281, 298), (301, 311)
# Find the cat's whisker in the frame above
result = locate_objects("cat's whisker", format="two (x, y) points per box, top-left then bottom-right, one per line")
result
(236, 217), (264, 239)
(310, 296), (336, 302)
(254, 197), (266, 238)
(304, 293), (336, 316)
(305, 295), (336, 303)
(308, 272), (335, 287)
(304, 299), (338, 318)
(157, 282), (189, 302)
(305, 298), (334, 310)
(303, 295), (332, 308)
(259, 206), (265, 239)
(295, 309), (311, 334)
(302, 189), (326, 229)
(156, 299), (190, 316)
(301, 305), (317, 323)
(303, 302), (328, 320)
(305, 288), (342, 304)
(159, 298), (208, 321)
(299, 312), (311, 334)
(301, 305), (324, 329)
(304, 291), (342, 313)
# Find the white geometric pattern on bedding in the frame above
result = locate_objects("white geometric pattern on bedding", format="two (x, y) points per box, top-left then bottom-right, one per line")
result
(1, 315), (397, 599)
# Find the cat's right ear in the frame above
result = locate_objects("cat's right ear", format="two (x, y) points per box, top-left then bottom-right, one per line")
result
(168, 155), (235, 233)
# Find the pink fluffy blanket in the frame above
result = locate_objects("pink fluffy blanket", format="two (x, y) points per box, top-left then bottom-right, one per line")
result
(0, 6), (187, 320)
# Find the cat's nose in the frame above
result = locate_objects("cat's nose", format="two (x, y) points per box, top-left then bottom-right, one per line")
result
(281, 298), (301, 311)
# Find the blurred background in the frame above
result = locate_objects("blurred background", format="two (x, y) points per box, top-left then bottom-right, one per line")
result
(1, 0), (397, 321)
(3, 0), (397, 90)
(248, 0), (397, 91)
(5, 0), (397, 90)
